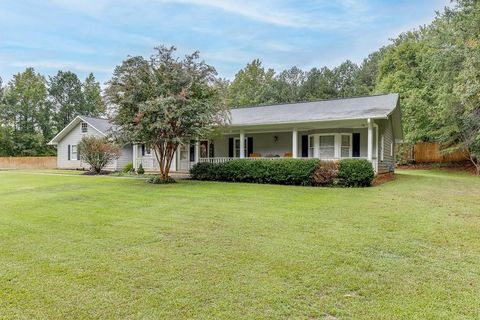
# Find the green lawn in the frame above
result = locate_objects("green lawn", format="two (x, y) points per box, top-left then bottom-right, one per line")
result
(0, 170), (479, 319)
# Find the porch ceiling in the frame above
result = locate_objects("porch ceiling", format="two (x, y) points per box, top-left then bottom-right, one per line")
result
(223, 118), (369, 134)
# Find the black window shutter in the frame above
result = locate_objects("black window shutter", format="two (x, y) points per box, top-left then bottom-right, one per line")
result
(189, 141), (195, 162)
(247, 137), (253, 157)
(352, 133), (360, 157)
(77, 147), (80, 160)
(228, 138), (234, 157)
(141, 144), (145, 156)
(67, 144), (71, 160)
(301, 135), (308, 157)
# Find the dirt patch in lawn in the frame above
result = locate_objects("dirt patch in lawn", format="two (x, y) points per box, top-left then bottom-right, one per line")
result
(373, 172), (395, 186)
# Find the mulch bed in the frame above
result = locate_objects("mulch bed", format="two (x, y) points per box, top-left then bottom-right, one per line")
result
(81, 171), (111, 176)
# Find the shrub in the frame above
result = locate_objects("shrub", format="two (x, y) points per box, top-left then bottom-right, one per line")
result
(191, 159), (319, 186)
(313, 160), (339, 186)
(337, 159), (374, 187)
(77, 136), (121, 173)
(123, 162), (134, 173)
(147, 175), (176, 184)
(137, 163), (145, 175)
(190, 162), (218, 180)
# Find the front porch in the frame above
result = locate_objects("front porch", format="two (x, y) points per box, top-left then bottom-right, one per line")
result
(133, 118), (380, 173)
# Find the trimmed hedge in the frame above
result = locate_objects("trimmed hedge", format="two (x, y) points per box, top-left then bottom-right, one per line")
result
(337, 159), (374, 187)
(191, 159), (320, 186)
(190, 158), (374, 187)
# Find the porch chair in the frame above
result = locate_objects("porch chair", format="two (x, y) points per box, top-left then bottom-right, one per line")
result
(249, 152), (261, 157)
(283, 152), (293, 158)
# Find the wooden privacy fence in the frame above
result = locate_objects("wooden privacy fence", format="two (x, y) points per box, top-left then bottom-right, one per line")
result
(0, 157), (57, 169)
(412, 142), (467, 163)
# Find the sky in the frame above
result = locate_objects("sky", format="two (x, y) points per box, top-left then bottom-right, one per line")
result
(0, 0), (451, 85)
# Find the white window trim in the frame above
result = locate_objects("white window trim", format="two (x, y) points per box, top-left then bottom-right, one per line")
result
(390, 142), (394, 157)
(71, 145), (77, 160)
(340, 133), (353, 158)
(308, 133), (353, 159)
(233, 137), (248, 158)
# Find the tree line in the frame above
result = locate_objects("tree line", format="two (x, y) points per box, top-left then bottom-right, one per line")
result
(221, 0), (479, 172)
(0, 69), (105, 156)
(0, 0), (478, 172)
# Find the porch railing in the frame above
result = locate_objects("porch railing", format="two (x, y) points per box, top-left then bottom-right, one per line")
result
(199, 157), (368, 164)
(136, 157), (159, 170)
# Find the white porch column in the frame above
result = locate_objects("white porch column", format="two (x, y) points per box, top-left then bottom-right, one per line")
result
(292, 128), (298, 158)
(132, 143), (138, 169)
(239, 130), (245, 158)
(367, 118), (373, 161)
(171, 149), (177, 172)
(194, 141), (200, 163)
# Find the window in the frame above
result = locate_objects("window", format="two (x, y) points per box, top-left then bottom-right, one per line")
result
(234, 138), (247, 158)
(380, 135), (385, 161)
(142, 144), (151, 156)
(81, 122), (88, 133)
(341, 134), (351, 158)
(319, 135), (335, 158)
(71, 145), (77, 160)
(308, 136), (314, 157)
(390, 142), (394, 157)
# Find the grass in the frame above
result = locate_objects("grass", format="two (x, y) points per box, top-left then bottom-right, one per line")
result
(0, 170), (479, 319)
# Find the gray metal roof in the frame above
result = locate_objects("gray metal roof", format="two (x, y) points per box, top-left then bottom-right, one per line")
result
(229, 94), (399, 126)
(79, 116), (116, 134)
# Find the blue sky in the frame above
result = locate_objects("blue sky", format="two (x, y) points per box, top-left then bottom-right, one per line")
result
(0, 0), (450, 84)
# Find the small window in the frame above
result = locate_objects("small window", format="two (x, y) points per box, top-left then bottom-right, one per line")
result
(390, 143), (394, 157)
(380, 135), (385, 161)
(81, 122), (88, 133)
(308, 136), (314, 157)
(341, 134), (351, 158)
(145, 148), (151, 155)
(71, 145), (77, 160)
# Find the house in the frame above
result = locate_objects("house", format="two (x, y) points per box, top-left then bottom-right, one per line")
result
(48, 93), (402, 174)
(47, 115), (133, 171)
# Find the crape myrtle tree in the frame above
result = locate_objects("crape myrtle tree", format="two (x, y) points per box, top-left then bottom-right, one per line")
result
(77, 136), (121, 174)
(105, 45), (228, 181)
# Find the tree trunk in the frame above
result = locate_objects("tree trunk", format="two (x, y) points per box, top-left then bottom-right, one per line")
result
(154, 142), (178, 181)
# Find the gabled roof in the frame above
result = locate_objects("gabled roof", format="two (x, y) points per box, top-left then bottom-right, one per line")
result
(229, 93), (400, 126)
(48, 115), (115, 145)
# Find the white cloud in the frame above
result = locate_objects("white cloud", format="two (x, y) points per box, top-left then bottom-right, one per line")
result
(160, 0), (371, 29)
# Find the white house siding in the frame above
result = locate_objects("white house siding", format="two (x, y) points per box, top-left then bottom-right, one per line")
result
(116, 144), (133, 170)
(57, 122), (104, 169)
(376, 118), (395, 174)
(57, 121), (132, 171)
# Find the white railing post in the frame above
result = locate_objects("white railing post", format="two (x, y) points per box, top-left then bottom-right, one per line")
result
(240, 130), (245, 159)
(292, 128), (298, 158)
